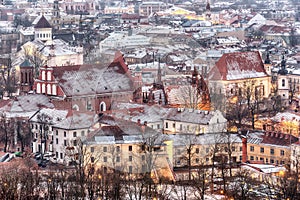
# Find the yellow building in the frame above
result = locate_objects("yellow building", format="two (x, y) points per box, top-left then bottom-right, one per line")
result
(245, 131), (298, 165)
(83, 118), (174, 180)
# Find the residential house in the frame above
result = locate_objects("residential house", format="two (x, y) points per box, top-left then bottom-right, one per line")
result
(83, 116), (174, 180)
(163, 109), (227, 135)
(51, 111), (97, 164)
(169, 132), (242, 180)
(245, 131), (298, 165)
(30, 108), (68, 156)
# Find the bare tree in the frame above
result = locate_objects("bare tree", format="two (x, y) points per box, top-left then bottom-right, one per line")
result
(226, 168), (260, 200)
(0, 57), (17, 98)
(0, 113), (15, 152)
(23, 46), (47, 78)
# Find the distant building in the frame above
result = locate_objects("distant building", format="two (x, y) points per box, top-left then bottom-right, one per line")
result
(139, 2), (169, 16)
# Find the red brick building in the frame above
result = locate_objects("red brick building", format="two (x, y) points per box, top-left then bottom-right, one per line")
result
(33, 52), (136, 113)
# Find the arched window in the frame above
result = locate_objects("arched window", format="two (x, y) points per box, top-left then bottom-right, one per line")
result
(47, 84), (51, 95)
(100, 101), (106, 112)
(52, 85), (57, 95)
(42, 71), (46, 80)
(47, 71), (51, 81)
(42, 83), (46, 94)
(72, 104), (79, 111)
(282, 79), (285, 87)
(37, 83), (41, 93)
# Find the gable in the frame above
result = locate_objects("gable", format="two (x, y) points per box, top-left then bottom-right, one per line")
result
(209, 51), (268, 81)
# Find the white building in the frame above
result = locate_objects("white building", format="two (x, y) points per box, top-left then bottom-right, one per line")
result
(163, 109), (227, 134)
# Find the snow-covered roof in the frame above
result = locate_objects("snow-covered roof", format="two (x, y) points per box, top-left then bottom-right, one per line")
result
(209, 51), (268, 81)
(53, 111), (96, 130)
(29, 108), (68, 124)
(169, 132), (241, 146)
(165, 109), (222, 125)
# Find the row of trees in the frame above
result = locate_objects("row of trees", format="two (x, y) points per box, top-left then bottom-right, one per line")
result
(1, 154), (300, 200)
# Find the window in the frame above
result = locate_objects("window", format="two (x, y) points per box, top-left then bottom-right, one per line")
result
(282, 79), (285, 87)
(116, 156), (120, 162)
(280, 150), (285, 156)
(103, 146), (107, 152)
(142, 155), (145, 161)
(64, 132), (66, 137)
(64, 140), (67, 146)
(60, 153), (63, 159)
(165, 122), (168, 129)
(260, 147), (264, 153)
(103, 157), (107, 162)
(73, 140), (77, 146)
(129, 156), (132, 162)
(232, 146), (235, 152)
(240, 147), (242, 151)
(73, 132), (77, 137)
(116, 146), (120, 152)
(129, 166), (132, 173)
(157, 124), (160, 129)
(56, 138), (58, 144)
(172, 123), (175, 128)
(250, 156), (254, 161)
(260, 158), (264, 162)
(91, 147), (94, 153)
(180, 124), (182, 130)
(270, 149), (275, 155)
(56, 152), (58, 158)
(250, 146), (254, 152)
(270, 159), (274, 164)
(56, 130), (58, 135)
(129, 145), (132, 151)
(239, 156), (242, 161)
(195, 158), (199, 163)
(91, 157), (95, 163)
(206, 157), (209, 162)
(206, 148), (209, 153)
(195, 148), (199, 154)
(81, 131), (85, 136)
(266, 158), (268, 163)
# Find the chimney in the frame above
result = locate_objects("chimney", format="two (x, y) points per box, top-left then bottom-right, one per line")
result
(242, 137), (247, 163)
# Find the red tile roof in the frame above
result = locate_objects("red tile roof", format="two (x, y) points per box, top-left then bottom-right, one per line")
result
(209, 51), (268, 81)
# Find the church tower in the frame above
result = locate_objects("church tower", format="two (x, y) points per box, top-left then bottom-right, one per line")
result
(277, 54), (289, 100)
(52, 0), (60, 30)
(34, 15), (52, 42)
(264, 51), (272, 75)
(205, 0), (211, 20)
